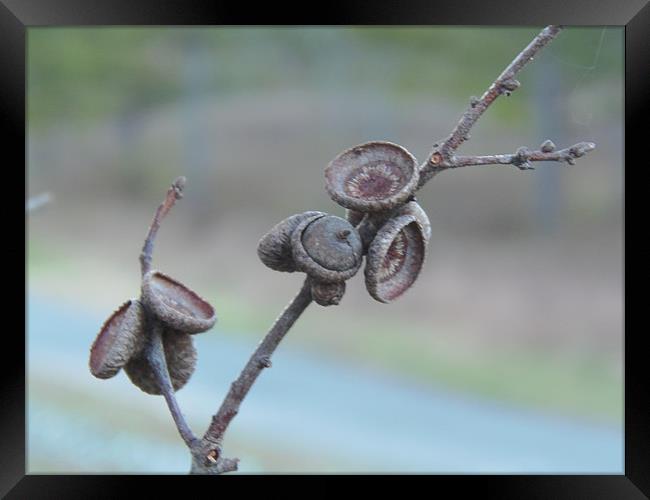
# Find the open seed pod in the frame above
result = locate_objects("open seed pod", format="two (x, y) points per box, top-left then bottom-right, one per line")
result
(142, 270), (217, 334)
(89, 299), (146, 379)
(396, 200), (432, 241)
(291, 214), (363, 283)
(345, 209), (366, 228)
(257, 211), (325, 272)
(364, 210), (430, 303)
(311, 280), (346, 306)
(124, 328), (197, 395)
(325, 141), (419, 212)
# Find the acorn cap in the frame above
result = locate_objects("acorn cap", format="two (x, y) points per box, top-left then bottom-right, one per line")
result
(365, 214), (427, 303)
(292, 214), (363, 283)
(395, 200), (431, 242)
(142, 270), (217, 334)
(345, 209), (366, 228)
(89, 299), (146, 379)
(257, 211), (326, 272)
(124, 328), (197, 395)
(311, 280), (346, 306)
(325, 141), (419, 212)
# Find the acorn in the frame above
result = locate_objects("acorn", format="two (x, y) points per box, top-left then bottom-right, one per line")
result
(89, 299), (146, 379)
(141, 270), (217, 334)
(291, 214), (363, 284)
(124, 327), (197, 395)
(364, 203), (431, 303)
(325, 141), (419, 213)
(257, 211), (325, 272)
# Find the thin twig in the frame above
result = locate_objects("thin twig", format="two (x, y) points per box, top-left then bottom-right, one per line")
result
(418, 25), (565, 187)
(137, 176), (198, 453)
(144, 320), (198, 448)
(447, 141), (596, 170)
(140, 176), (186, 278)
(198, 278), (314, 467)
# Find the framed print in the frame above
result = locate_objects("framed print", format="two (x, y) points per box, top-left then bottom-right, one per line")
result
(7, 0), (648, 497)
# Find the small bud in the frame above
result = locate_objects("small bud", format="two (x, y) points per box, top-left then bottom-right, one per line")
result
(540, 140), (556, 153)
(500, 78), (520, 93)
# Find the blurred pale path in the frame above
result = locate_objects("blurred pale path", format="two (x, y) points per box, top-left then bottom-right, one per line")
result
(28, 294), (622, 473)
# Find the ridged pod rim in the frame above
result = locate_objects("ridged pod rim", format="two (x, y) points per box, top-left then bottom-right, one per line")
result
(89, 298), (146, 379)
(365, 214), (427, 303)
(291, 215), (363, 283)
(325, 141), (419, 212)
(142, 270), (217, 334)
(257, 211), (326, 272)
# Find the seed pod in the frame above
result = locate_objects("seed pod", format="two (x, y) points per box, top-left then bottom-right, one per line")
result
(395, 200), (431, 242)
(292, 214), (363, 283)
(142, 270), (217, 334)
(124, 328), (197, 395)
(325, 141), (419, 212)
(89, 299), (146, 379)
(345, 209), (366, 228)
(311, 280), (346, 306)
(365, 213), (428, 303)
(257, 211), (325, 272)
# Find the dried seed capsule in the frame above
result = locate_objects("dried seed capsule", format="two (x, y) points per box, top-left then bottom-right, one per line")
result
(345, 209), (366, 228)
(142, 270), (217, 334)
(291, 214), (363, 283)
(89, 299), (146, 379)
(395, 200), (431, 242)
(311, 280), (346, 306)
(365, 213), (428, 303)
(257, 211), (326, 272)
(325, 141), (419, 212)
(124, 328), (197, 394)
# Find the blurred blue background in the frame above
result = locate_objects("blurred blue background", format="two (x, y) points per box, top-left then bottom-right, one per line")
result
(26, 27), (623, 473)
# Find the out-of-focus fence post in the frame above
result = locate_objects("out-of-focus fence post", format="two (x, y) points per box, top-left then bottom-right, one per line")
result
(532, 55), (567, 235)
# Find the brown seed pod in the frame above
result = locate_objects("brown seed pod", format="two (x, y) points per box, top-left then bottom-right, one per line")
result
(345, 209), (366, 228)
(142, 270), (217, 334)
(364, 213), (428, 303)
(325, 141), (419, 212)
(89, 299), (146, 379)
(257, 211), (326, 272)
(124, 328), (197, 395)
(311, 280), (346, 306)
(292, 214), (363, 283)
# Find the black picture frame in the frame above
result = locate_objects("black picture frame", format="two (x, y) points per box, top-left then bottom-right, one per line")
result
(8, 0), (646, 497)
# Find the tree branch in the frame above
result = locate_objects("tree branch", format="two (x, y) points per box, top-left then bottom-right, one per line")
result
(144, 320), (198, 448)
(140, 176), (186, 278)
(196, 277), (314, 469)
(418, 25), (566, 187)
(445, 141), (596, 170)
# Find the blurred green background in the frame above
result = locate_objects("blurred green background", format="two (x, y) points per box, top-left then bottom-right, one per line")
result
(26, 27), (623, 473)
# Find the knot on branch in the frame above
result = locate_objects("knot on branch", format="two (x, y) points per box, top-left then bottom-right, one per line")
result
(513, 146), (534, 170)
(499, 78), (520, 96)
(258, 355), (272, 369)
(172, 176), (186, 199)
(540, 139), (556, 153)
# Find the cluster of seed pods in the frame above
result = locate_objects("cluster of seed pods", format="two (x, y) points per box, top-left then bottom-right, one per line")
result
(89, 270), (217, 393)
(257, 141), (431, 304)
